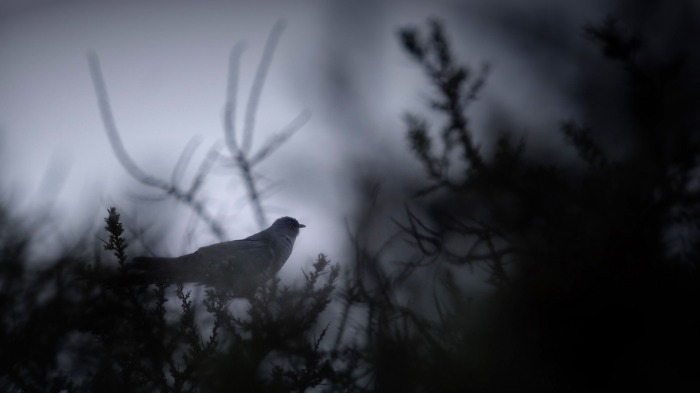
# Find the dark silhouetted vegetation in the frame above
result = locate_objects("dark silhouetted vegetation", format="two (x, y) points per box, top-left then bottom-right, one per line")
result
(331, 3), (700, 391)
(2, 2), (700, 391)
(1, 206), (339, 392)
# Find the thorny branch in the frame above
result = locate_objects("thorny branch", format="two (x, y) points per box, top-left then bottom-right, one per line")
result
(400, 19), (489, 191)
(393, 21), (514, 289)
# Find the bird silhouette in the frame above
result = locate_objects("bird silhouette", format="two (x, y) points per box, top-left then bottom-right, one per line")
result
(124, 216), (305, 295)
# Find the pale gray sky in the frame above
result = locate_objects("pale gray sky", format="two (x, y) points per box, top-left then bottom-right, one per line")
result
(0, 0), (608, 280)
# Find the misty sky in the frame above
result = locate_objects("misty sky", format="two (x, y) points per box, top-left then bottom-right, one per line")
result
(0, 0), (610, 282)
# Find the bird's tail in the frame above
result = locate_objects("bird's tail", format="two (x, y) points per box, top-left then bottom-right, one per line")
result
(125, 256), (183, 284)
(78, 257), (179, 288)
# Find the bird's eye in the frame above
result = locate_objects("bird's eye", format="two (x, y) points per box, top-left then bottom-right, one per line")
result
(289, 224), (295, 229)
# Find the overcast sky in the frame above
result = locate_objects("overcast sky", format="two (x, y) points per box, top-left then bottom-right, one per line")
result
(0, 0), (610, 282)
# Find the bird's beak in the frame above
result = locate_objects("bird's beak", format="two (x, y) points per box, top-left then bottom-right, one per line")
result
(299, 223), (306, 228)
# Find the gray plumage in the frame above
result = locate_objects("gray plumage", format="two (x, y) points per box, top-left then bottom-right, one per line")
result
(128, 217), (305, 293)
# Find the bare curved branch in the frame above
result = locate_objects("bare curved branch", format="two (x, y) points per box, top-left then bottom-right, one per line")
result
(250, 109), (311, 166)
(222, 42), (267, 228)
(88, 51), (226, 240)
(220, 20), (306, 230)
(242, 19), (286, 154)
(171, 136), (203, 187)
(188, 142), (222, 196)
(87, 52), (169, 191)
(89, 19), (306, 237)
(224, 43), (246, 153)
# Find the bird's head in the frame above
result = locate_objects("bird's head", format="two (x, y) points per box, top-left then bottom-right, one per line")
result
(271, 216), (306, 239)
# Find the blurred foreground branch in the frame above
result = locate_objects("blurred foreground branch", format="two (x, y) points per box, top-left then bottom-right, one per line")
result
(87, 52), (227, 240)
(223, 20), (311, 229)
(88, 19), (310, 238)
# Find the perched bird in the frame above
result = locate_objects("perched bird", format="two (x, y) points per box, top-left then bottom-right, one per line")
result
(126, 216), (305, 294)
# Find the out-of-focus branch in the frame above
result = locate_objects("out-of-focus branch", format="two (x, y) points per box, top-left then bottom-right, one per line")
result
(223, 44), (245, 153)
(88, 52), (167, 190)
(396, 20), (515, 285)
(171, 136), (203, 187)
(223, 42), (267, 229)
(399, 20), (488, 191)
(222, 21), (310, 230)
(242, 20), (286, 155)
(189, 141), (222, 196)
(87, 51), (226, 240)
(250, 109), (311, 166)
(89, 20), (308, 237)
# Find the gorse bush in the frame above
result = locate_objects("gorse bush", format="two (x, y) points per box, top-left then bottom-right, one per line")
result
(331, 5), (700, 391)
(1, 206), (339, 392)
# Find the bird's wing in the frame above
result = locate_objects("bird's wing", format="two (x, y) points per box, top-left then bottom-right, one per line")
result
(128, 256), (191, 283)
(127, 233), (276, 292)
(190, 238), (275, 278)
